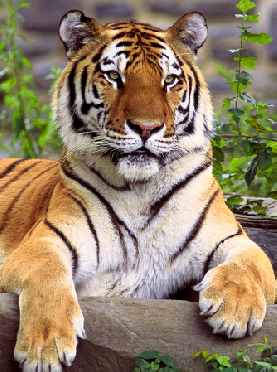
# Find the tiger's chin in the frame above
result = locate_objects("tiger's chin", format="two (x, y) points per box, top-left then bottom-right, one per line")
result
(117, 155), (160, 182)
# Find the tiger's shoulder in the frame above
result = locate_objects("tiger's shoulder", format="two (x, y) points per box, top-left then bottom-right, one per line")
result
(0, 158), (60, 250)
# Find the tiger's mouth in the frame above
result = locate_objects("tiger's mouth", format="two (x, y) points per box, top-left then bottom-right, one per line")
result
(111, 147), (159, 163)
(122, 148), (158, 160)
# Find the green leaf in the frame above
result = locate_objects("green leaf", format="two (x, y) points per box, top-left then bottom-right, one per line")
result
(245, 157), (258, 186)
(244, 14), (260, 23)
(159, 355), (176, 368)
(238, 56), (257, 70)
(236, 0), (256, 13)
(215, 355), (232, 367)
(138, 351), (161, 360)
(135, 358), (151, 368)
(242, 31), (273, 45)
(254, 361), (273, 368)
(226, 195), (243, 209)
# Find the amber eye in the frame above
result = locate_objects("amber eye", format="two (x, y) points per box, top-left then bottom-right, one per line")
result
(164, 74), (178, 85)
(106, 70), (120, 81)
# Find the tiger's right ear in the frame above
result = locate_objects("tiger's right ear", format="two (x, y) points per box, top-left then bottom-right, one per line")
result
(59, 10), (99, 58)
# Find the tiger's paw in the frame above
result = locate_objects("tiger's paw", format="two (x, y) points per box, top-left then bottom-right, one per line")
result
(14, 288), (86, 371)
(194, 263), (267, 339)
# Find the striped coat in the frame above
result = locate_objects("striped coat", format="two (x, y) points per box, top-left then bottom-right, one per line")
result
(0, 9), (275, 372)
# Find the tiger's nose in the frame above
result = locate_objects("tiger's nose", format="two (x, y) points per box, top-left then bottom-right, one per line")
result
(126, 120), (164, 140)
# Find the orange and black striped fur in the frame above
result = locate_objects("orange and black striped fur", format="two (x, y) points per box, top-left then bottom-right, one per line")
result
(0, 10), (275, 372)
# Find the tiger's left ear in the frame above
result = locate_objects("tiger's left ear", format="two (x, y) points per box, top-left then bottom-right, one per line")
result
(59, 10), (100, 58)
(166, 12), (208, 54)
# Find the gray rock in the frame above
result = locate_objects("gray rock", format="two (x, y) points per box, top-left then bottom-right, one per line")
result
(207, 77), (229, 93)
(94, 3), (135, 20)
(18, 35), (59, 58)
(269, 8), (277, 61)
(32, 57), (65, 90)
(0, 295), (277, 372)
(147, 0), (237, 19)
(246, 227), (277, 273)
(21, 0), (83, 32)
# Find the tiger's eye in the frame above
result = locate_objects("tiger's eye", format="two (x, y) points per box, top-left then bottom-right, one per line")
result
(107, 71), (120, 81)
(165, 74), (178, 85)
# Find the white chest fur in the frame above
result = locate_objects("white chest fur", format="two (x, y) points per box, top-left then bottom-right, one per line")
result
(63, 153), (218, 299)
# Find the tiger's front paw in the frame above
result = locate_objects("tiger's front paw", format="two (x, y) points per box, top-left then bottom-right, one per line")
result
(194, 263), (267, 339)
(14, 288), (86, 371)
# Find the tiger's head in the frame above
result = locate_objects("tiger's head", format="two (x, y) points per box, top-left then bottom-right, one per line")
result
(54, 10), (213, 181)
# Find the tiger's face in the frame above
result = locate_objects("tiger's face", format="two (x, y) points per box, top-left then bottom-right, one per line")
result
(54, 10), (213, 181)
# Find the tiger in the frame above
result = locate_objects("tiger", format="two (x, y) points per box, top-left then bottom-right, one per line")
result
(0, 8), (275, 372)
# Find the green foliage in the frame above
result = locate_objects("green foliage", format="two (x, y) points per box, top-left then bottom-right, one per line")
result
(0, 0), (61, 158)
(134, 351), (181, 372)
(193, 337), (277, 371)
(213, 0), (277, 200)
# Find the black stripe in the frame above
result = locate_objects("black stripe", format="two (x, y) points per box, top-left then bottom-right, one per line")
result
(141, 32), (164, 43)
(182, 77), (190, 103)
(177, 113), (189, 126)
(102, 58), (113, 66)
(115, 77), (124, 90)
(116, 41), (133, 48)
(92, 84), (100, 99)
(185, 63), (200, 135)
(67, 62), (86, 133)
(145, 160), (212, 227)
(116, 50), (130, 58)
(62, 165), (139, 267)
(161, 52), (169, 60)
(0, 161), (40, 194)
(109, 25), (129, 30)
(89, 166), (130, 191)
(81, 66), (89, 114)
(170, 189), (220, 263)
(67, 192), (101, 268)
(0, 164), (57, 233)
(67, 63), (97, 135)
(150, 42), (164, 49)
(81, 67), (104, 115)
(139, 23), (161, 32)
(173, 62), (180, 70)
(68, 62), (78, 108)
(91, 46), (105, 63)
(0, 159), (26, 179)
(72, 113), (87, 132)
(112, 31), (135, 40)
(202, 225), (243, 275)
(178, 105), (188, 115)
(45, 219), (78, 276)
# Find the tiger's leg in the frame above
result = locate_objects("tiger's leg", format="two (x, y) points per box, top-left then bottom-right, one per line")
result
(0, 221), (85, 371)
(194, 234), (276, 339)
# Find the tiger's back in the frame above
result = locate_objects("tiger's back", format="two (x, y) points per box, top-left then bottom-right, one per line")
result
(0, 159), (59, 256)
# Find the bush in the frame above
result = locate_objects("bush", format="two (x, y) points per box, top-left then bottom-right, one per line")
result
(194, 337), (277, 371)
(0, 0), (61, 158)
(213, 0), (276, 200)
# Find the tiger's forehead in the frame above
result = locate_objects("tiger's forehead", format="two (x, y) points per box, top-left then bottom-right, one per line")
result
(100, 22), (182, 76)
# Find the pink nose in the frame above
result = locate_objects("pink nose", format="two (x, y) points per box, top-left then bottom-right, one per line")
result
(127, 120), (164, 139)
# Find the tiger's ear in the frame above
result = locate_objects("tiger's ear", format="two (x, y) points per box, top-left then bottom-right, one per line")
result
(59, 10), (99, 58)
(167, 12), (208, 54)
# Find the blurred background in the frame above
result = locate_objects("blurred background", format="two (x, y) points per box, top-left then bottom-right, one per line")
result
(15, 0), (277, 106)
